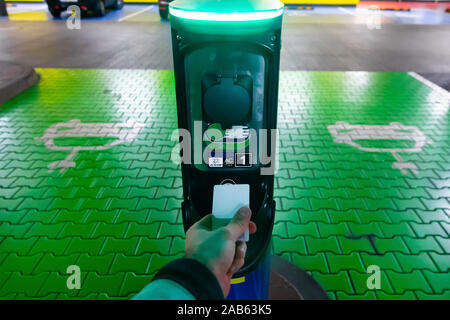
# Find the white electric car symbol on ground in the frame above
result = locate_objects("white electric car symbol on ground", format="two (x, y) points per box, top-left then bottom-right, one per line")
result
(328, 122), (431, 174)
(35, 119), (144, 173)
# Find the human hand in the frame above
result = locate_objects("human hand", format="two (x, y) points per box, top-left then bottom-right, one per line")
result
(184, 206), (257, 297)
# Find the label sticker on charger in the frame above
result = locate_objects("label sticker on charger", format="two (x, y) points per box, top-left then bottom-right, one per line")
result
(208, 157), (223, 168)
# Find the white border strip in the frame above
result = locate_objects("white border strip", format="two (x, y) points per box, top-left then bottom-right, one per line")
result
(7, 4), (47, 14)
(408, 72), (450, 98)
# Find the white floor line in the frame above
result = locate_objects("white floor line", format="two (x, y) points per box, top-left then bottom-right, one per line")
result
(408, 72), (450, 97)
(118, 5), (154, 22)
(338, 7), (356, 16)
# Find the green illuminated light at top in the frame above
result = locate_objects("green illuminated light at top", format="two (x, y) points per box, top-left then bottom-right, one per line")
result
(169, 7), (284, 21)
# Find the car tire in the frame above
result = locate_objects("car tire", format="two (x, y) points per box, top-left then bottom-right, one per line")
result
(159, 8), (168, 20)
(49, 7), (62, 18)
(94, 0), (106, 16)
(113, 0), (123, 10)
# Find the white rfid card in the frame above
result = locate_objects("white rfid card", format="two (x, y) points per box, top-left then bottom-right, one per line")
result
(212, 184), (250, 242)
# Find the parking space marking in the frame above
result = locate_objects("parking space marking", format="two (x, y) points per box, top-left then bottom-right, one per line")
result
(408, 72), (450, 98)
(1, 69), (449, 299)
(118, 4), (154, 22)
(338, 7), (356, 16)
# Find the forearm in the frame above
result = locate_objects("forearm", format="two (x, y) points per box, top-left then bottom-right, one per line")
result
(133, 258), (224, 300)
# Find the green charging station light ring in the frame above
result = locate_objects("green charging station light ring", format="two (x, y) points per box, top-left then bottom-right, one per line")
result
(169, 7), (284, 21)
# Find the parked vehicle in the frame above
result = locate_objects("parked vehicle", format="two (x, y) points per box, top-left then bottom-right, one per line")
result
(158, 0), (172, 20)
(45, 0), (123, 17)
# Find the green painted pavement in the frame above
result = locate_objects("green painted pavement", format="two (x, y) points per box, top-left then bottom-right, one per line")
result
(0, 69), (449, 299)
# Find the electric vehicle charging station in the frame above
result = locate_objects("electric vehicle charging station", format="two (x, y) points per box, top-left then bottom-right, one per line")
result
(169, 0), (284, 299)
